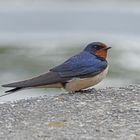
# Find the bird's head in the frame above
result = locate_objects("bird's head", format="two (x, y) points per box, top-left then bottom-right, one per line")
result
(84, 42), (111, 59)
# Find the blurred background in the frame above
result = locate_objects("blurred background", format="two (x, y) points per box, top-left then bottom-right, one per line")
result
(0, 0), (140, 102)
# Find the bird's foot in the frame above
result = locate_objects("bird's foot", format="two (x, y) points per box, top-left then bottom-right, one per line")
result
(68, 88), (96, 94)
(75, 89), (93, 93)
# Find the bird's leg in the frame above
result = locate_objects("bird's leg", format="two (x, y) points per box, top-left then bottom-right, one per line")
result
(68, 88), (96, 94)
(75, 88), (96, 93)
(74, 89), (84, 93)
(74, 89), (90, 93)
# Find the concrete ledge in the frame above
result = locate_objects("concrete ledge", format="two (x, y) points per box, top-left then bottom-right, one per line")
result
(0, 85), (140, 140)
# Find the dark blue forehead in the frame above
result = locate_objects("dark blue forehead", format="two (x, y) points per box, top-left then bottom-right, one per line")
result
(84, 42), (105, 54)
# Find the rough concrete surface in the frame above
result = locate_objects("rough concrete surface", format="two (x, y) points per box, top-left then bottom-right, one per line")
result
(0, 85), (140, 140)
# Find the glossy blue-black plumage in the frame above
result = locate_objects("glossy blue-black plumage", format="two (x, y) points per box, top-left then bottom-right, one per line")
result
(84, 42), (105, 53)
(51, 51), (107, 78)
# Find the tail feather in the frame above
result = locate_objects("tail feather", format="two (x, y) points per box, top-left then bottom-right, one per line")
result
(0, 87), (22, 97)
(5, 87), (22, 93)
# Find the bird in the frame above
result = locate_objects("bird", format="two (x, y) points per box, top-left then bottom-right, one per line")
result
(1, 42), (111, 97)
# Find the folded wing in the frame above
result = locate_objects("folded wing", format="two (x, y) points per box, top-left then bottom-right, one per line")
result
(51, 51), (107, 78)
(2, 51), (107, 90)
(2, 71), (68, 88)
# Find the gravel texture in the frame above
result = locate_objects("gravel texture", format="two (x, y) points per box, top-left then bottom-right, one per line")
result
(0, 85), (140, 140)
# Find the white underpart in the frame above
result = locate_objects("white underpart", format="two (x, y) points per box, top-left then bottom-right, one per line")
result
(65, 66), (109, 92)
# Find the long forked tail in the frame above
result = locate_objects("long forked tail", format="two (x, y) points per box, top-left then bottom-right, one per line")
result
(0, 87), (22, 97)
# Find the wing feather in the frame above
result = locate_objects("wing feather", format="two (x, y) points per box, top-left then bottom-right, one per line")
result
(2, 71), (69, 88)
(2, 51), (107, 88)
(51, 51), (107, 78)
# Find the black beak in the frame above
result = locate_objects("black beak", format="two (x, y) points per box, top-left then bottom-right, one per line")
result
(104, 47), (112, 50)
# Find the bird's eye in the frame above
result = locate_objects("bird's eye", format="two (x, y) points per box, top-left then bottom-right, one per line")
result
(95, 45), (102, 50)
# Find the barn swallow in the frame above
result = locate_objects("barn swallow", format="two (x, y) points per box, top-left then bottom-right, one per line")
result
(2, 42), (111, 96)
